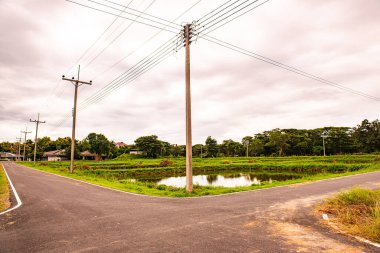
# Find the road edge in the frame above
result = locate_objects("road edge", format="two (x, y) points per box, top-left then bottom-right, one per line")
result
(0, 163), (23, 215)
(16, 162), (380, 199)
(321, 213), (380, 249)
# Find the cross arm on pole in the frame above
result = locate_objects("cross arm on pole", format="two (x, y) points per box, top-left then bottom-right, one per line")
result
(62, 75), (92, 85)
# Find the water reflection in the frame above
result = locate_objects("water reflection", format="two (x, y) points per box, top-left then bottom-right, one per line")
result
(155, 173), (301, 188)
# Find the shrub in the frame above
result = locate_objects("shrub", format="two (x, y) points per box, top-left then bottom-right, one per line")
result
(159, 159), (174, 167)
(156, 184), (167, 191)
(222, 160), (231, 164)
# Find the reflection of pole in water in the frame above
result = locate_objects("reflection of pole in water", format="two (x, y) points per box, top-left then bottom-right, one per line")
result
(252, 177), (261, 185)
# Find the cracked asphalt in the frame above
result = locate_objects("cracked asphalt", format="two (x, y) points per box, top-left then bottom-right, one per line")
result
(0, 162), (379, 253)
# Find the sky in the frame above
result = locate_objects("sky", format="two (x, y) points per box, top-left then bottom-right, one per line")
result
(0, 0), (379, 145)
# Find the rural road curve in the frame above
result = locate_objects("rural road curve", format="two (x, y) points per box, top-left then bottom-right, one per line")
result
(1, 162), (379, 253)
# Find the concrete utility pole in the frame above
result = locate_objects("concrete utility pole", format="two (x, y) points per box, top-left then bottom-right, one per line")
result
(30, 113), (46, 164)
(62, 66), (92, 173)
(243, 140), (249, 158)
(21, 127), (32, 161)
(184, 24), (193, 193)
(16, 137), (22, 161)
(321, 131), (329, 157)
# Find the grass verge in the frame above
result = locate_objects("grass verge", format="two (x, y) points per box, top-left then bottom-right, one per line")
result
(0, 164), (10, 212)
(18, 160), (380, 198)
(318, 188), (380, 243)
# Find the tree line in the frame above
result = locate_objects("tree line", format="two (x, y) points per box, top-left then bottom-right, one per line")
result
(0, 119), (379, 159)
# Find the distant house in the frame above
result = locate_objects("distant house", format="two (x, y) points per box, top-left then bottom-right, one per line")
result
(43, 150), (66, 161)
(129, 150), (144, 155)
(115, 142), (127, 148)
(0, 152), (21, 161)
(80, 150), (98, 160)
(80, 151), (107, 161)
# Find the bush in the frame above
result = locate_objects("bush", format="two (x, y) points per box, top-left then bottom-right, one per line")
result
(156, 184), (167, 191)
(222, 160), (231, 164)
(159, 159), (174, 167)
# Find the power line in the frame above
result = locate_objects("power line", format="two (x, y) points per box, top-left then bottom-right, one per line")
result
(91, 0), (203, 81)
(201, 35), (380, 101)
(64, 0), (135, 75)
(102, 0), (182, 28)
(77, 34), (182, 110)
(52, 33), (182, 128)
(197, 0), (271, 36)
(82, 0), (157, 70)
(65, 0), (180, 34)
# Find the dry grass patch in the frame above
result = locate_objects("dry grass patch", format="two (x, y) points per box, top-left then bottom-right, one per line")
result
(0, 164), (10, 212)
(318, 188), (380, 243)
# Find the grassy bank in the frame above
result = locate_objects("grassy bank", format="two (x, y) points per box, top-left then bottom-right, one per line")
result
(318, 188), (380, 243)
(0, 164), (10, 212)
(18, 155), (380, 197)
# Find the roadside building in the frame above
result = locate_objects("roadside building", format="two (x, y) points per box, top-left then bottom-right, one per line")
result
(115, 142), (127, 148)
(43, 150), (66, 161)
(80, 150), (97, 160)
(129, 150), (144, 155)
(0, 152), (21, 161)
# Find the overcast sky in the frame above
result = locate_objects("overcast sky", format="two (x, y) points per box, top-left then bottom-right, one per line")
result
(1, 0), (379, 145)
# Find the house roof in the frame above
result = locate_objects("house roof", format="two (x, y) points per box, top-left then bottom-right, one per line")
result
(80, 150), (97, 157)
(115, 142), (127, 147)
(43, 150), (65, 157)
(0, 152), (19, 158)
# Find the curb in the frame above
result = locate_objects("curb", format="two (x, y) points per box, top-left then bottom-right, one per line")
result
(0, 163), (22, 215)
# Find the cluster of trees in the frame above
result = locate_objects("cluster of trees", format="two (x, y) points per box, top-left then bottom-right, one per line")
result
(132, 119), (380, 158)
(0, 133), (117, 161)
(1, 119), (379, 160)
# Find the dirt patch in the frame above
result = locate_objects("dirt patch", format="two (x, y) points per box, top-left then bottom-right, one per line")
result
(271, 221), (364, 253)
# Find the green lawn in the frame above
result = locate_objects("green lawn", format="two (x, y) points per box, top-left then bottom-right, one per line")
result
(19, 155), (380, 197)
(0, 164), (10, 212)
(318, 188), (380, 243)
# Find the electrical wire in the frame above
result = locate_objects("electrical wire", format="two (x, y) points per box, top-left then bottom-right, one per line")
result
(65, 0), (180, 34)
(64, 0), (135, 76)
(91, 0), (203, 81)
(201, 35), (380, 101)
(82, 0), (157, 70)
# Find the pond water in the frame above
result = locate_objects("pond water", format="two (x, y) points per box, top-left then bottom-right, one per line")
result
(153, 173), (303, 188)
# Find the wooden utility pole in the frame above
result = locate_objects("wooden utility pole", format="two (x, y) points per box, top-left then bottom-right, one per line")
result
(16, 137), (22, 161)
(30, 113), (46, 164)
(184, 24), (193, 193)
(21, 127), (31, 161)
(62, 66), (92, 173)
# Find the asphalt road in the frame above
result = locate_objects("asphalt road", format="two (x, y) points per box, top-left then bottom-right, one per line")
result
(0, 162), (379, 253)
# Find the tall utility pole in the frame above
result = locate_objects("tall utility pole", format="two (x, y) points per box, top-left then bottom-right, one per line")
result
(243, 140), (249, 158)
(184, 24), (193, 193)
(21, 127), (31, 161)
(62, 66), (92, 173)
(30, 113), (46, 164)
(16, 137), (22, 161)
(321, 131), (329, 157)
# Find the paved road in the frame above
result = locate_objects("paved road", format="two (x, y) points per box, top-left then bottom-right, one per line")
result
(0, 162), (379, 253)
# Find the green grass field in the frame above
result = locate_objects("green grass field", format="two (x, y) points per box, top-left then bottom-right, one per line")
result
(0, 164), (10, 212)
(319, 188), (380, 243)
(20, 154), (380, 197)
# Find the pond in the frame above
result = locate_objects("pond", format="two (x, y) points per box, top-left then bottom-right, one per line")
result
(145, 173), (303, 188)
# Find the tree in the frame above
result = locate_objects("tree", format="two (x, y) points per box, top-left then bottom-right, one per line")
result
(267, 129), (290, 156)
(205, 136), (218, 157)
(134, 135), (162, 158)
(85, 133), (112, 160)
